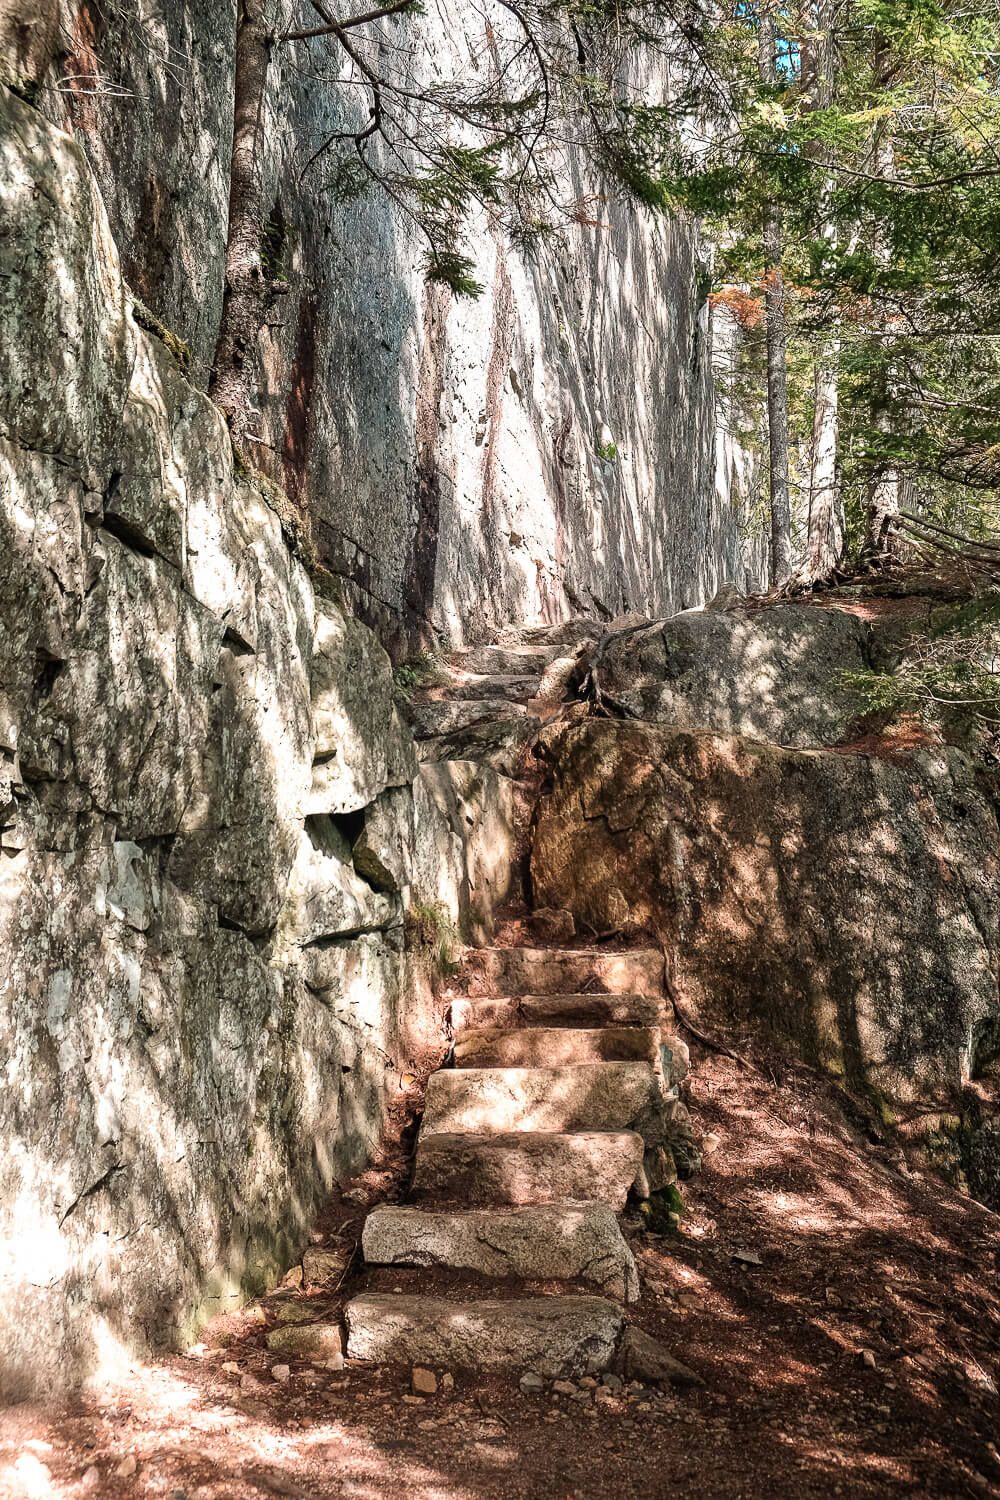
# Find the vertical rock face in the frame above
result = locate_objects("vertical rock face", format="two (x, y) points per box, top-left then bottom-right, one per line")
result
(0, 86), (511, 1400)
(30, 2), (763, 646)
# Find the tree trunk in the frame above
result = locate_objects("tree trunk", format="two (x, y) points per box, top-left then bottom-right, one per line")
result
(210, 0), (274, 453)
(863, 104), (903, 561)
(801, 0), (843, 580)
(864, 380), (906, 558)
(804, 340), (844, 575)
(758, 6), (792, 587)
(865, 462), (901, 558)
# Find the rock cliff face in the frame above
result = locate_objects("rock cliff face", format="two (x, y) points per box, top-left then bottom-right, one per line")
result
(12, 0), (762, 647)
(0, 85), (509, 1400)
(532, 605), (1000, 1203)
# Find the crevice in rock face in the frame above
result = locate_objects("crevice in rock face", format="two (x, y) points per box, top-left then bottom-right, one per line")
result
(99, 508), (158, 558)
(402, 279), (450, 651)
(32, 649), (66, 701)
(300, 921), (402, 954)
(319, 808), (399, 896)
(216, 909), (273, 949)
(59, 1159), (125, 1225)
(328, 809), (366, 847)
(222, 625), (255, 658)
(282, 289), (317, 504)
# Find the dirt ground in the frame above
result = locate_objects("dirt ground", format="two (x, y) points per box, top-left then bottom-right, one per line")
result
(3, 1032), (998, 1500)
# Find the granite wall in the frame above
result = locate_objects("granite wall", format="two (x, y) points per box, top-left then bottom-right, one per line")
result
(14, 0), (763, 649)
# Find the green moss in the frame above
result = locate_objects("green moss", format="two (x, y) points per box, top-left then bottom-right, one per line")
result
(638, 1184), (684, 1235)
(232, 451), (319, 570)
(394, 651), (443, 692)
(129, 294), (192, 375)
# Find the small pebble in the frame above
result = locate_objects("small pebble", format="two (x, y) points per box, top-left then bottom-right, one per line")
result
(115, 1455), (137, 1479)
(271, 1364), (291, 1384)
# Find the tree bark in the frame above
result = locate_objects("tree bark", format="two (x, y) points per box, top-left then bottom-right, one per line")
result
(758, 5), (792, 587)
(804, 340), (844, 575)
(210, 0), (275, 453)
(801, 0), (844, 579)
(861, 38), (905, 560)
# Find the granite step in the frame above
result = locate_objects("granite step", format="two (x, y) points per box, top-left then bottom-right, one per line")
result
(345, 1292), (625, 1377)
(496, 620), (601, 649)
(445, 643), (565, 675)
(407, 697), (527, 739)
(416, 716), (542, 775)
(465, 947), (665, 998)
(454, 1025), (661, 1070)
(420, 1062), (665, 1141)
(421, 671), (541, 704)
(410, 1129), (645, 1209)
(362, 1202), (639, 1301)
(451, 992), (664, 1033)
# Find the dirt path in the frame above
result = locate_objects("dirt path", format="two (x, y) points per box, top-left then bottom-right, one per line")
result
(3, 1033), (997, 1500)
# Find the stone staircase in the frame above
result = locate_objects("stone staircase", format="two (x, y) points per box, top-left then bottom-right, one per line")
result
(343, 623), (698, 1383)
(404, 621), (596, 774)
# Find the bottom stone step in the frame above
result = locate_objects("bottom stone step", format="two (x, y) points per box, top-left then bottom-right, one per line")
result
(345, 1292), (625, 1377)
(410, 1130), (645, 1208)
(362, 1201), (639, 1301)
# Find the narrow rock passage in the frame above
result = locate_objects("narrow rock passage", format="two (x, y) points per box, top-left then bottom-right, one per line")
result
(344, 623), (697, 1382)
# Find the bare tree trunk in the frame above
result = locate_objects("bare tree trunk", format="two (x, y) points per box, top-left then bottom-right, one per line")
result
(801, 0), (844, 579)
(862, 44), (903, 561)
(804, 340), (843, 574)
(758, 5), (792, 587)
(210, 0), (276, 452)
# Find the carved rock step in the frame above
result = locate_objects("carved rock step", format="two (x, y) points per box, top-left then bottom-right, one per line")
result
(362, 1202), (639, 1302)
(445, 644), (566, 675)
(421, 1062), (665, 1141)
(416, 717), (541, 775)
(466, 947), (665, 998)
(451, 993), (664, 1032)
(454, 1025), (661, 1070)
(345, 1292), (625, 1377)
(496, 620), (601, 649)
(420, 672), (541, 704)
(407, 697), (527, 740)
(410, 1130), (645, 1209)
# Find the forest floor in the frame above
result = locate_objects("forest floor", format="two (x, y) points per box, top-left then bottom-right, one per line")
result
(3, 1030), (999, 1500)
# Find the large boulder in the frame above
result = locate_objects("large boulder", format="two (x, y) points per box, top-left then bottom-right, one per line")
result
(532, 719), (1000, 1107)
(594, 605), (869, 747)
